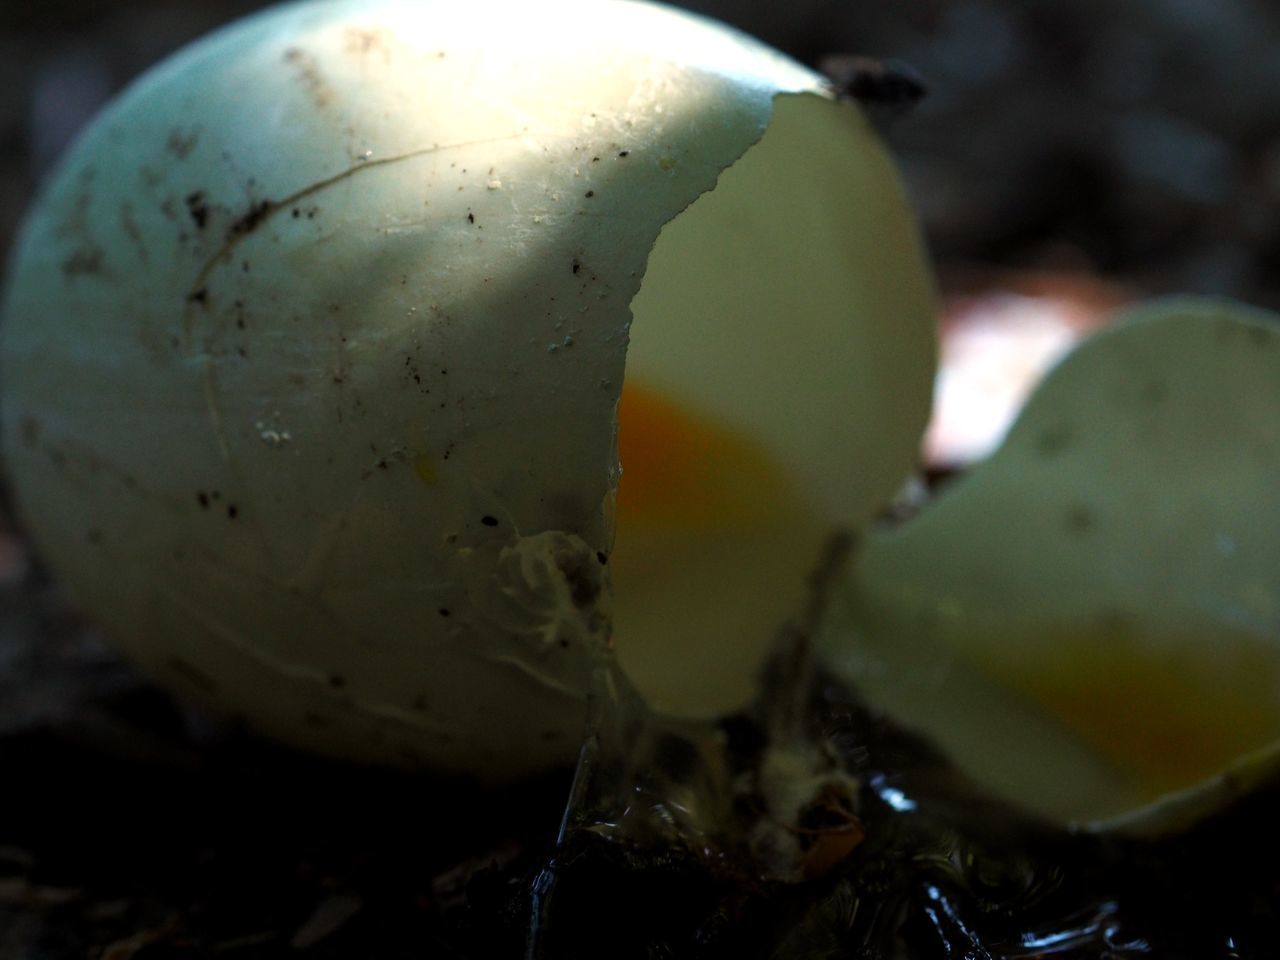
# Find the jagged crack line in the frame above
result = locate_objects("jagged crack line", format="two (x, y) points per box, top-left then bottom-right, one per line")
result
(182, 132), (536, 328)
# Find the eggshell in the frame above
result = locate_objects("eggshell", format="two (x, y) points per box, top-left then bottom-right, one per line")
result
(819, 298), (1280, 832)
(1, 0), (935, 777)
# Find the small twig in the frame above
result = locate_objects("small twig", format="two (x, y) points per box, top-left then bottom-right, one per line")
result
(768, 530), (857, 740)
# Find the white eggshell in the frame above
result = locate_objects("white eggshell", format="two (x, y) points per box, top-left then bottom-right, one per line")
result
(2, 0), (935, 777)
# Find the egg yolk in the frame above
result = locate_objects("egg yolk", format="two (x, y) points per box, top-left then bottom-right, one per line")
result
(975, 623), (1280, 800)
(612, 385), (1278, 807)
(614, 380), (793, 530)
(609, 380), (827, 716)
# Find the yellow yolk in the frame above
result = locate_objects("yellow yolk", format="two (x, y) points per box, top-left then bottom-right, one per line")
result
(609, 383), (1280, 798)
(974, 623), (1280, 800)
(615, 381), (794, 529)
(610, 381), (827, 717)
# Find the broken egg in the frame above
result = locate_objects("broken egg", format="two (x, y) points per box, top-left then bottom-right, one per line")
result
(818, 298), (1280, 833)
(0, 0), (935, 777)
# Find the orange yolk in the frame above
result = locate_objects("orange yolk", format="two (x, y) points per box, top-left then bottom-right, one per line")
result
(614, 381), (793, 531)
(608, 380), (824, 716)
(975, 624), (1280, 798)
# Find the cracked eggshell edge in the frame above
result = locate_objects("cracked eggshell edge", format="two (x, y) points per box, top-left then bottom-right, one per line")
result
(0, 0), (864, 779)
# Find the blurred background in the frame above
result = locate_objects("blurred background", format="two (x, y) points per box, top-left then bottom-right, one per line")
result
(0, 1), (1277, 955)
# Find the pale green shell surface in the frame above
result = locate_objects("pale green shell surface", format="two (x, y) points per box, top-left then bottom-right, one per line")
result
(819, 298), (1280, 832)
(2, 0), (936, 777)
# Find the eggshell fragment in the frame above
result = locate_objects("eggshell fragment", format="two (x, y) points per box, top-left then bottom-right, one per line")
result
(818, 298), (1280, 832)
(1, 0), (936, 777)
(615, 88), (936, 717)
